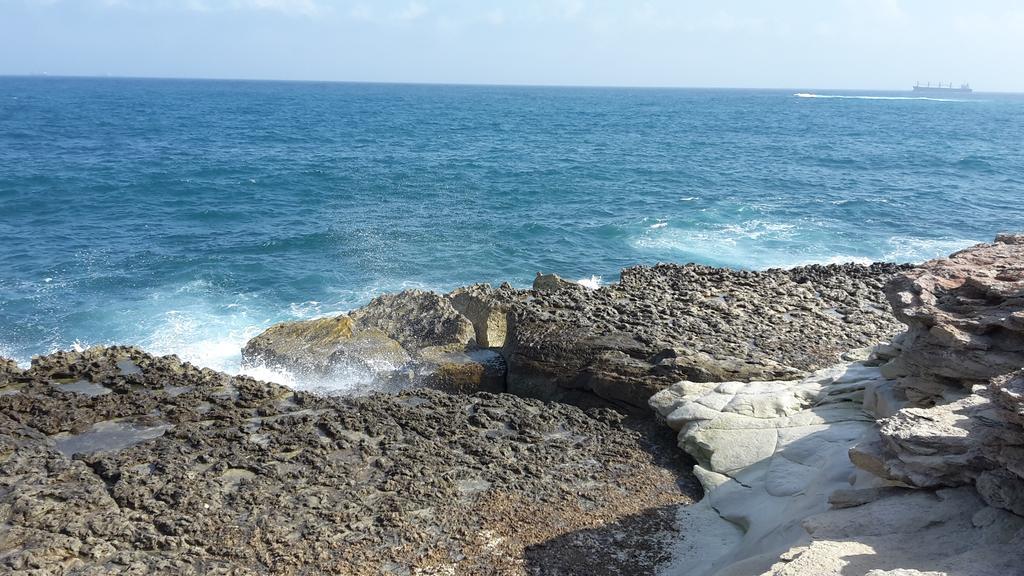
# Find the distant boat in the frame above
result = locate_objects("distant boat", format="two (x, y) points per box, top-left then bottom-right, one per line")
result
(912, 81), (973, 94)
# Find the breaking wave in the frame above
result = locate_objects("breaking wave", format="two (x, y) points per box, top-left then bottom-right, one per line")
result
(631, 221), (979, 269)
(794, 93), (970, 103)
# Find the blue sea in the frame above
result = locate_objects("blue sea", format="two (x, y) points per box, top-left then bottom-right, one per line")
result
(2, 77), (1023, 378)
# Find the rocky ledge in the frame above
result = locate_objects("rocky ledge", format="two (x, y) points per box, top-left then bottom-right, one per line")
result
(0, 347), (697, 574)
(651, 234), (1024, 576)
(244, 262), (908, 412)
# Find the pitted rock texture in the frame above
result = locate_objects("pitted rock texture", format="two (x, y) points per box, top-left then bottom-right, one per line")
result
(0, 346), (697, 575)
(505, 262), (907, 412)
(243, 263), (906, 411)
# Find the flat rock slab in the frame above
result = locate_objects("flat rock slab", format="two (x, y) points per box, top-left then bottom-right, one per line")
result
(0, 346), (698, 575)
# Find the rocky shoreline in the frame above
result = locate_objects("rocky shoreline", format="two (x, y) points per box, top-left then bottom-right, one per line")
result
(2, 236), (1022, 575)
(242, 261), (909, 412)
(1, 347), (699, 574)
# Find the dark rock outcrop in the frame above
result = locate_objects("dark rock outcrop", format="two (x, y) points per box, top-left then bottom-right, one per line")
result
(241, 289), (506, 395)
(0, 346), (697, 575)
(503, 262), (907, 412)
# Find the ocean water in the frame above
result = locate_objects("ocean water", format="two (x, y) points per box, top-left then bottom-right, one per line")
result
(2, 77), (1023, 377)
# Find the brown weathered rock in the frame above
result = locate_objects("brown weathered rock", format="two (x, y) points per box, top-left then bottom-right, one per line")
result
(449, 283), (512, 348)
(350, 289), (476, 351)
(883, 234), (1024, 384)
(850, 237), (1024, 519)
(0, 358), (22, 387)
(241, 290), (504, 393)
(532, 272), (575, 292)
(244, 262), (905, 410)
(242, 314), (411, 379)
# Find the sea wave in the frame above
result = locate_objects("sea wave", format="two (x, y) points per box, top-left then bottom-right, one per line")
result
(881, 236), (979, 263)
(577, 275), (603, 290)
(794, 93), (969, 103)
(631, 220), (980, 269)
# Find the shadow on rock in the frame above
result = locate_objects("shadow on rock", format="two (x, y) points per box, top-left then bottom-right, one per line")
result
(523, 504), (684, 576)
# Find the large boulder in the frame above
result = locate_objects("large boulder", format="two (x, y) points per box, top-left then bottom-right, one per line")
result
(242, 289), (509, 394)
(349, 289), (476, 352)
(242, 314), (411, 378)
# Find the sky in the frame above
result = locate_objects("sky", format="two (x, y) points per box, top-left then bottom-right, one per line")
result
(2, 0), (1023, 91)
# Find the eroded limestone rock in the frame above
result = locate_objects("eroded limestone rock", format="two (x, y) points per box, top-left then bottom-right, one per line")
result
(653, 237), (1024, 576)
(0, 346), (697, 575)
(852, 237), (1024, 520)
(883, 234), (1024, 386)
(244, 263), (905, 409)
(651, 361), (899, 576)
(506, 262), (907, 412)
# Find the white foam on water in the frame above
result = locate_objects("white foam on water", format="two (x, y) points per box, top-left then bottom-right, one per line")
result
(882, 236), (980, 263)
(135, 306), (252, 375)
(124, 279), (452, 395)
(794, 92), (970, 103)
(650, 220), (669, 229)
(237, 362), (299, 387)
(631, 220), (978, 270)
(780, 255), (876, 268)
(576, 275), (603, 290)
(0, 343), (27, 368)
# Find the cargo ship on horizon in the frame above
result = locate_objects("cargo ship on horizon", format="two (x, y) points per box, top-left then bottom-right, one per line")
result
(913, 81), (973, 94)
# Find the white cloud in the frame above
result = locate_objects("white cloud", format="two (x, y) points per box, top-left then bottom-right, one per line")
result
(560, 0), (583, 20)
(394, 1), (427, 21)
(485, 8), (505, 26)
(25, 0), (325, 15)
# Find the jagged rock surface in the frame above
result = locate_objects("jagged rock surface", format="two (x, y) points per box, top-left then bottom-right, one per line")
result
(0, 346), (697, 575)
(882, 233), (1024, 385)
(243, 263), (906, 412)
(854, 236), (1024, 517)
(504, 263), (906, 412)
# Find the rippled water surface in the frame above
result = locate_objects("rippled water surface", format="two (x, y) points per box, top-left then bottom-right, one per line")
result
(2, 77), (1023, 371)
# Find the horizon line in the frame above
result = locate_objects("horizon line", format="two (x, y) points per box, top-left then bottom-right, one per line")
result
(2, 73), (1019, 95)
